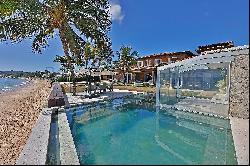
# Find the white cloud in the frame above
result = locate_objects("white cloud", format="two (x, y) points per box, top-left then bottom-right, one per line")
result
(110, 3), (124, 23)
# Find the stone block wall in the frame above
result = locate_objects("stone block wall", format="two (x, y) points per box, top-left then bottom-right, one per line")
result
(229, 53), (249, 118)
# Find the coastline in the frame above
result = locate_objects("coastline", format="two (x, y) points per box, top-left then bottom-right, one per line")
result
(0, 78), (31, 94)
(0, 79), (51, 165)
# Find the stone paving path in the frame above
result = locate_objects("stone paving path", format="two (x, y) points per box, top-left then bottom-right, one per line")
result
(174, 97), (229, 118)
(230, 117), (249, 165)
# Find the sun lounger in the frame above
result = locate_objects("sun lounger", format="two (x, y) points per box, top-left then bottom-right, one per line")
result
(98, 82), (107, 93)
(87, 83), (97, 94)
(101, 80), (113, 91)
(148, 80), (154, 86)
(134, 81), (144, 87)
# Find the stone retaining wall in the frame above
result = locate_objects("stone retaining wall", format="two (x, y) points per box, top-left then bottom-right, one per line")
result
(230, 53), (249, 118)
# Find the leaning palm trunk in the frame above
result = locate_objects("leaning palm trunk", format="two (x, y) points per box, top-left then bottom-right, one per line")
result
(59, 25), (76, 95)
(0, 1), (112, 98)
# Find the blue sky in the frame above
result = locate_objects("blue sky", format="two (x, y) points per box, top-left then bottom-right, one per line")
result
(0, 0), (249, 72)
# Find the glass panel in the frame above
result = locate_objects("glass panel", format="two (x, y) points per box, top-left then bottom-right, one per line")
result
(158, 62), (230, 117)
(159, 67), (179, 105)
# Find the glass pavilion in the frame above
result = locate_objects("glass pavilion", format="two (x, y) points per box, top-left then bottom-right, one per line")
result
(156, 45), (249, 118)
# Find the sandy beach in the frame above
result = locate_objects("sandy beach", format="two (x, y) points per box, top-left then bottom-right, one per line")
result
(0, 79), (51, 165)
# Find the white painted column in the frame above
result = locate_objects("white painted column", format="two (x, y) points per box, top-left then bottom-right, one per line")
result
(126, 73), (129, 84)
(226, 62), (231, 105)
(180, 72), (183, 88)
(176, 67), (180, 99)
(169, 74), (173, 89)
(152, 71), (154, 83)
(156, 69), (160, 107)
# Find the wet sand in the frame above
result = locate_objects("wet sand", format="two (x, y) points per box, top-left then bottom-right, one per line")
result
(0, 79), (51, 165)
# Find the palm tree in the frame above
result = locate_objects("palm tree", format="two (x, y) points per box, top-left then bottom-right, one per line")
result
(116, 45), (138, 84)
(0, 0), (18, 16)
(54, 55), (71, 78)
(0, 0), (112, 95)
(83, 42), (95, 69)
(82, 41), (113, 94)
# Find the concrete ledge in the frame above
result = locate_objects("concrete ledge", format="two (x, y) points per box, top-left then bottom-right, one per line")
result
(58, 112), (80, 165)
(48, 83), (65, 108)
(230, 117), (249, 165)
(16, 108), (53, 165)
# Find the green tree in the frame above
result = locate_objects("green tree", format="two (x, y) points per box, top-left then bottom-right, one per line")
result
(0, 0), (18, 16)
(83, 42), (96, 69)
(54, 55), (71, 76)
(116, 45), (138, 84)
(82, 41), (113, 94)
(215, 68), (227, 93)
(0, 0), (112, 95)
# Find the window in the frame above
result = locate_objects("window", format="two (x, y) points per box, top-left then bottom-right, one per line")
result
(168, 58), (171, 63)
(144, 60), (148, 67)
(148, 60), (152, 66)
(171, 57), (178, 62)
(155, 59), (162, 66)
(137, 61), (143, 68)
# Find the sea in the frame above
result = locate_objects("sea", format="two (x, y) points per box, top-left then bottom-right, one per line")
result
(0, 77), (29, 92)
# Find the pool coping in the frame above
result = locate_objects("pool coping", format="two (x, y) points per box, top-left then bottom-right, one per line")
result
(16, 107), (81, 165)
(230, 117), (249, 165)
(58, 109), (80, 165)
(16, 108), (55, 165)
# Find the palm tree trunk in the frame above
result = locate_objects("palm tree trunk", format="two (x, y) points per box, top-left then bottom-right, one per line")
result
(59, 26), (76, 95)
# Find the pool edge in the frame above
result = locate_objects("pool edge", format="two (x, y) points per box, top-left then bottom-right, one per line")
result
(16, 108), (53, 165)
(58, 110), (80, 165)
(230, 117), (249, 165)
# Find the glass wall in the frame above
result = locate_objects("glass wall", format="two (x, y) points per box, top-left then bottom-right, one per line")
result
(157, 53), (233, 118)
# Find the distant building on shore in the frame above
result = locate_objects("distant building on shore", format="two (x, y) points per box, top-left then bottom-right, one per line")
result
(196, 41), (234, 55)
(114, 51), (196, 84)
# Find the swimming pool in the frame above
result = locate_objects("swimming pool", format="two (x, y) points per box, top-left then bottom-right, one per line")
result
(65, 96), (237, 165)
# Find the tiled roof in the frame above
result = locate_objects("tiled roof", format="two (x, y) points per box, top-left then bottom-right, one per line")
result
(138, 50), (195, 59)
(200, 45), (249, 55)
(196, 41), (234, 54)
(197, 41), (234, 48)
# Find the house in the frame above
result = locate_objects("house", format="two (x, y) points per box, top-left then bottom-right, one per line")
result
(196, 41), (234, 55)
(114, 51), (196, 84)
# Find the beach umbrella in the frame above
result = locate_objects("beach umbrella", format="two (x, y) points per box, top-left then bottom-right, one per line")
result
(79, 68), (90, 75)
(101, 70), (115, 76)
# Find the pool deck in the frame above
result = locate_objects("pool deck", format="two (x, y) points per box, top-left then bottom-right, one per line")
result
(230, 117), (249, 165)
(65, 89), (143, 107)
(174, 97), (229, 119)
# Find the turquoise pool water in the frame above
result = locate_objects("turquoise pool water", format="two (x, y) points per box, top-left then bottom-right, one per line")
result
(66, 97), (237, 165)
